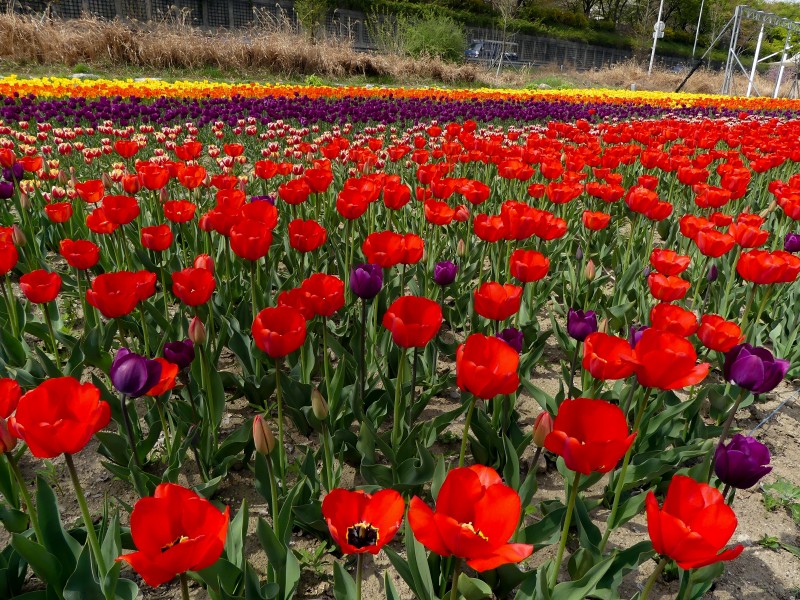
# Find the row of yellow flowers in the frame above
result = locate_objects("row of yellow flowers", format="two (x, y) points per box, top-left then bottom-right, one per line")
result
(2, 74), (800, 111)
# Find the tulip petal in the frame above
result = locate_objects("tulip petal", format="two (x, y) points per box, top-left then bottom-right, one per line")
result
(465, 543), (533, 572)
(408, 496), (451, 557)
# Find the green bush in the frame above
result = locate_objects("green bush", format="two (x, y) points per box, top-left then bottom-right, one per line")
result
(403, 13), (466, 62)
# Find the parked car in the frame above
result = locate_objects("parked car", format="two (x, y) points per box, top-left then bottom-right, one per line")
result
(465, 40), (519, 63)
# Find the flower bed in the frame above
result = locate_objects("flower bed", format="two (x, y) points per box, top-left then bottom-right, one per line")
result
(0, 78), (798, 600)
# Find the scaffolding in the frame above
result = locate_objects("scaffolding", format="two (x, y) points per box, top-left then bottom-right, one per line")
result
(720, 5), (800, 98)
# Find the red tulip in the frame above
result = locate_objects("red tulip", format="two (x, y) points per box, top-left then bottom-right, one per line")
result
(582, 332), (636, 381)
(74, 179), (104, 204)
(86, 271), (144, 318)
(299, 273), (345, 318)
(626, 329), (709, 390)
(0, 242), (18, 275)
(737, 249), (800, 284)
(241, 202), (278, 229)
(695, 229), (735, 258)
(230, 219), (272, 261)
(544, 397), (635, 474)
(278, 178), (311, 205)
(163, 200), (197, 223)
(649, 249), (690, 276)
(646, 475), (743, 569)
(362, 231), (404, 268)
(473, 282), (522, 321)
(582, 210), (611, 230)
(382, 296), (442, 348)
(509, 249), (549, 283)
(8, 377), (110, 458)
(303, 167), (334, 194)
(141, 224), (173, 252)
(102, 195), (140, 225)
(44, 202), (73, 223)
(138, 163), (170, 191)
(647, 273), (690, 302)
(322, 488), (404, 555)
(650, 302), (698, 337)
(19, 270), (61, 304)
(172, 268), (215, 307)
(252, 306), (307, 358)
(60, 239), (99, 270)
(697, 314), (743, 353)
(288, 219), (327, 253)
(86, 207), (119, 235)
(0, 378), (21, 419)
(144, 358), (179, 397)
(223, 143), (244, 157)
(729, 222), (769, 248)
(113, 140), (139, 159)
(408, 465), (533, 571)
(456, 334), (519, 399)
(116, 483), (229, 587)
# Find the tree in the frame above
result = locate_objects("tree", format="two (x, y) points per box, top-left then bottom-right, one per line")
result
(294, 0), (329, 44)
(493, 0), (519, 74)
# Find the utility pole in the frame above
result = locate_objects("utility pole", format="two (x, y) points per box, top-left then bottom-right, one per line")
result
(692, 0), (705, 58)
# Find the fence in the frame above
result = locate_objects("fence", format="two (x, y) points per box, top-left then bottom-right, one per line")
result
(2, 0), (690, 71)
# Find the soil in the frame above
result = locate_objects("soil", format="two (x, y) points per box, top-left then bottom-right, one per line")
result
(5, 325), (800, 600)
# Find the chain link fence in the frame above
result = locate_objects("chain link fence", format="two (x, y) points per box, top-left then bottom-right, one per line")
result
(2, 0), (689, 71)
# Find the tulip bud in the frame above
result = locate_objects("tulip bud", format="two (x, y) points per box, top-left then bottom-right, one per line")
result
(584, 259), (596, 281)
(311, 388), (329, 420)
(253, 414), (276, 455)
(11, 224), (26, 246)
(101, 172), (113, 189)
(707, 264), (718, 282)
(0, 419), (17, 453)
(58, 169), (69, 185)
(575, 245), (583, 261)
(69, 166), (77, 187)
(19, 192), (30, 211)
(188, 316), (206, 345)
(533, 412), (553, 447)
(598, 317), (609, 333)
(193, 254), (215, 274)
(457, 238), (466, 257)
(159, 187), (169, 204)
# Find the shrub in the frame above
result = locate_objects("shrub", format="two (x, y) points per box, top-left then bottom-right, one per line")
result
(403, 12), (466, 62)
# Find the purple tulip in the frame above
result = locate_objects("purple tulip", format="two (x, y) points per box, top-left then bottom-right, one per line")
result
(642, 265), (652, 277)
(496, 327), (524, 353)
(723, 343), (789, 395)
(714, 434), (772, 489)
(785, 232), (800, 253)
(110, 348), (163, 397)
(250, 194), (276, 205)
(707, 264), (718, 282)
(433, 260), (458, 286)
(349, 263), (383, 300)
(2, 163), (23, 182)
(163, 339), (195, 370)
(567, 308), (597, 342)
(629, 324), (648, 348)
(0, 181), (13, 200)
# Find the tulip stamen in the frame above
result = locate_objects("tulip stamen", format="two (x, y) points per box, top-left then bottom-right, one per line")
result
(462, 522), (489, 541)
(161, 535), (190, 552)
(346, 522), (379, 549)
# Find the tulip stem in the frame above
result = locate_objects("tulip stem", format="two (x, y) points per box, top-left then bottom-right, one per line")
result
(322, 318), (333, 418)
(410, 347), (418, 415)
(274, 359), (286, 490)
(42, 307), (62, 372)
(600, 387), (651, 553)
(391, 348), (406, 448)
(180, 572), (190, 600)
(675, 569), (694, 600)
(154, 398), (173, 458)
(3, 275), (19, 338)
(640, 556), (669, 600)
(64, 453), (108, 575)
(250, 261), (261, 382)
(357, 299), (367, 416)
(5, 452), (44, 544)
(355, 553), (365, 600)
(458, 395), (477, 468)
(529, 446), (543, 477)
(568, 341), (580, 396)
(119, 394), (143, 469)
(709, 388), (748, 480)
(550, 470), (581, 589)
(449, 558), (462, 600)
(265, 448), (280, 522)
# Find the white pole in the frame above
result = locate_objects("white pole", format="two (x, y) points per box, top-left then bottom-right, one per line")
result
(692, 0), (705, 58)
(774, 31), (791, 98)
(648, 0), (665, 75)
(746, 23), (765, 97)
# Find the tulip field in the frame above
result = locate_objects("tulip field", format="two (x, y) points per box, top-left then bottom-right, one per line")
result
(0, 74), (799, 600)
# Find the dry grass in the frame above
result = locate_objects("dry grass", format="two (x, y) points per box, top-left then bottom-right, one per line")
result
(0, 11), (493, 85)
(2, 12), (792, 95)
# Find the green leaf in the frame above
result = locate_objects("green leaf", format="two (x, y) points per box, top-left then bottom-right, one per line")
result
(457, 573), (493, 599)
(226, 499), (248, 570)
(384, 571), (400, 600)
(521, 507), (566, 547)
(404, 520), (435, 600)
(551, 553), (615, 600)
(11, 534), (63, 592)
(63, 544), (104, 600)
(333, 561), (357, 600)
(36, 476), (81, 577)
